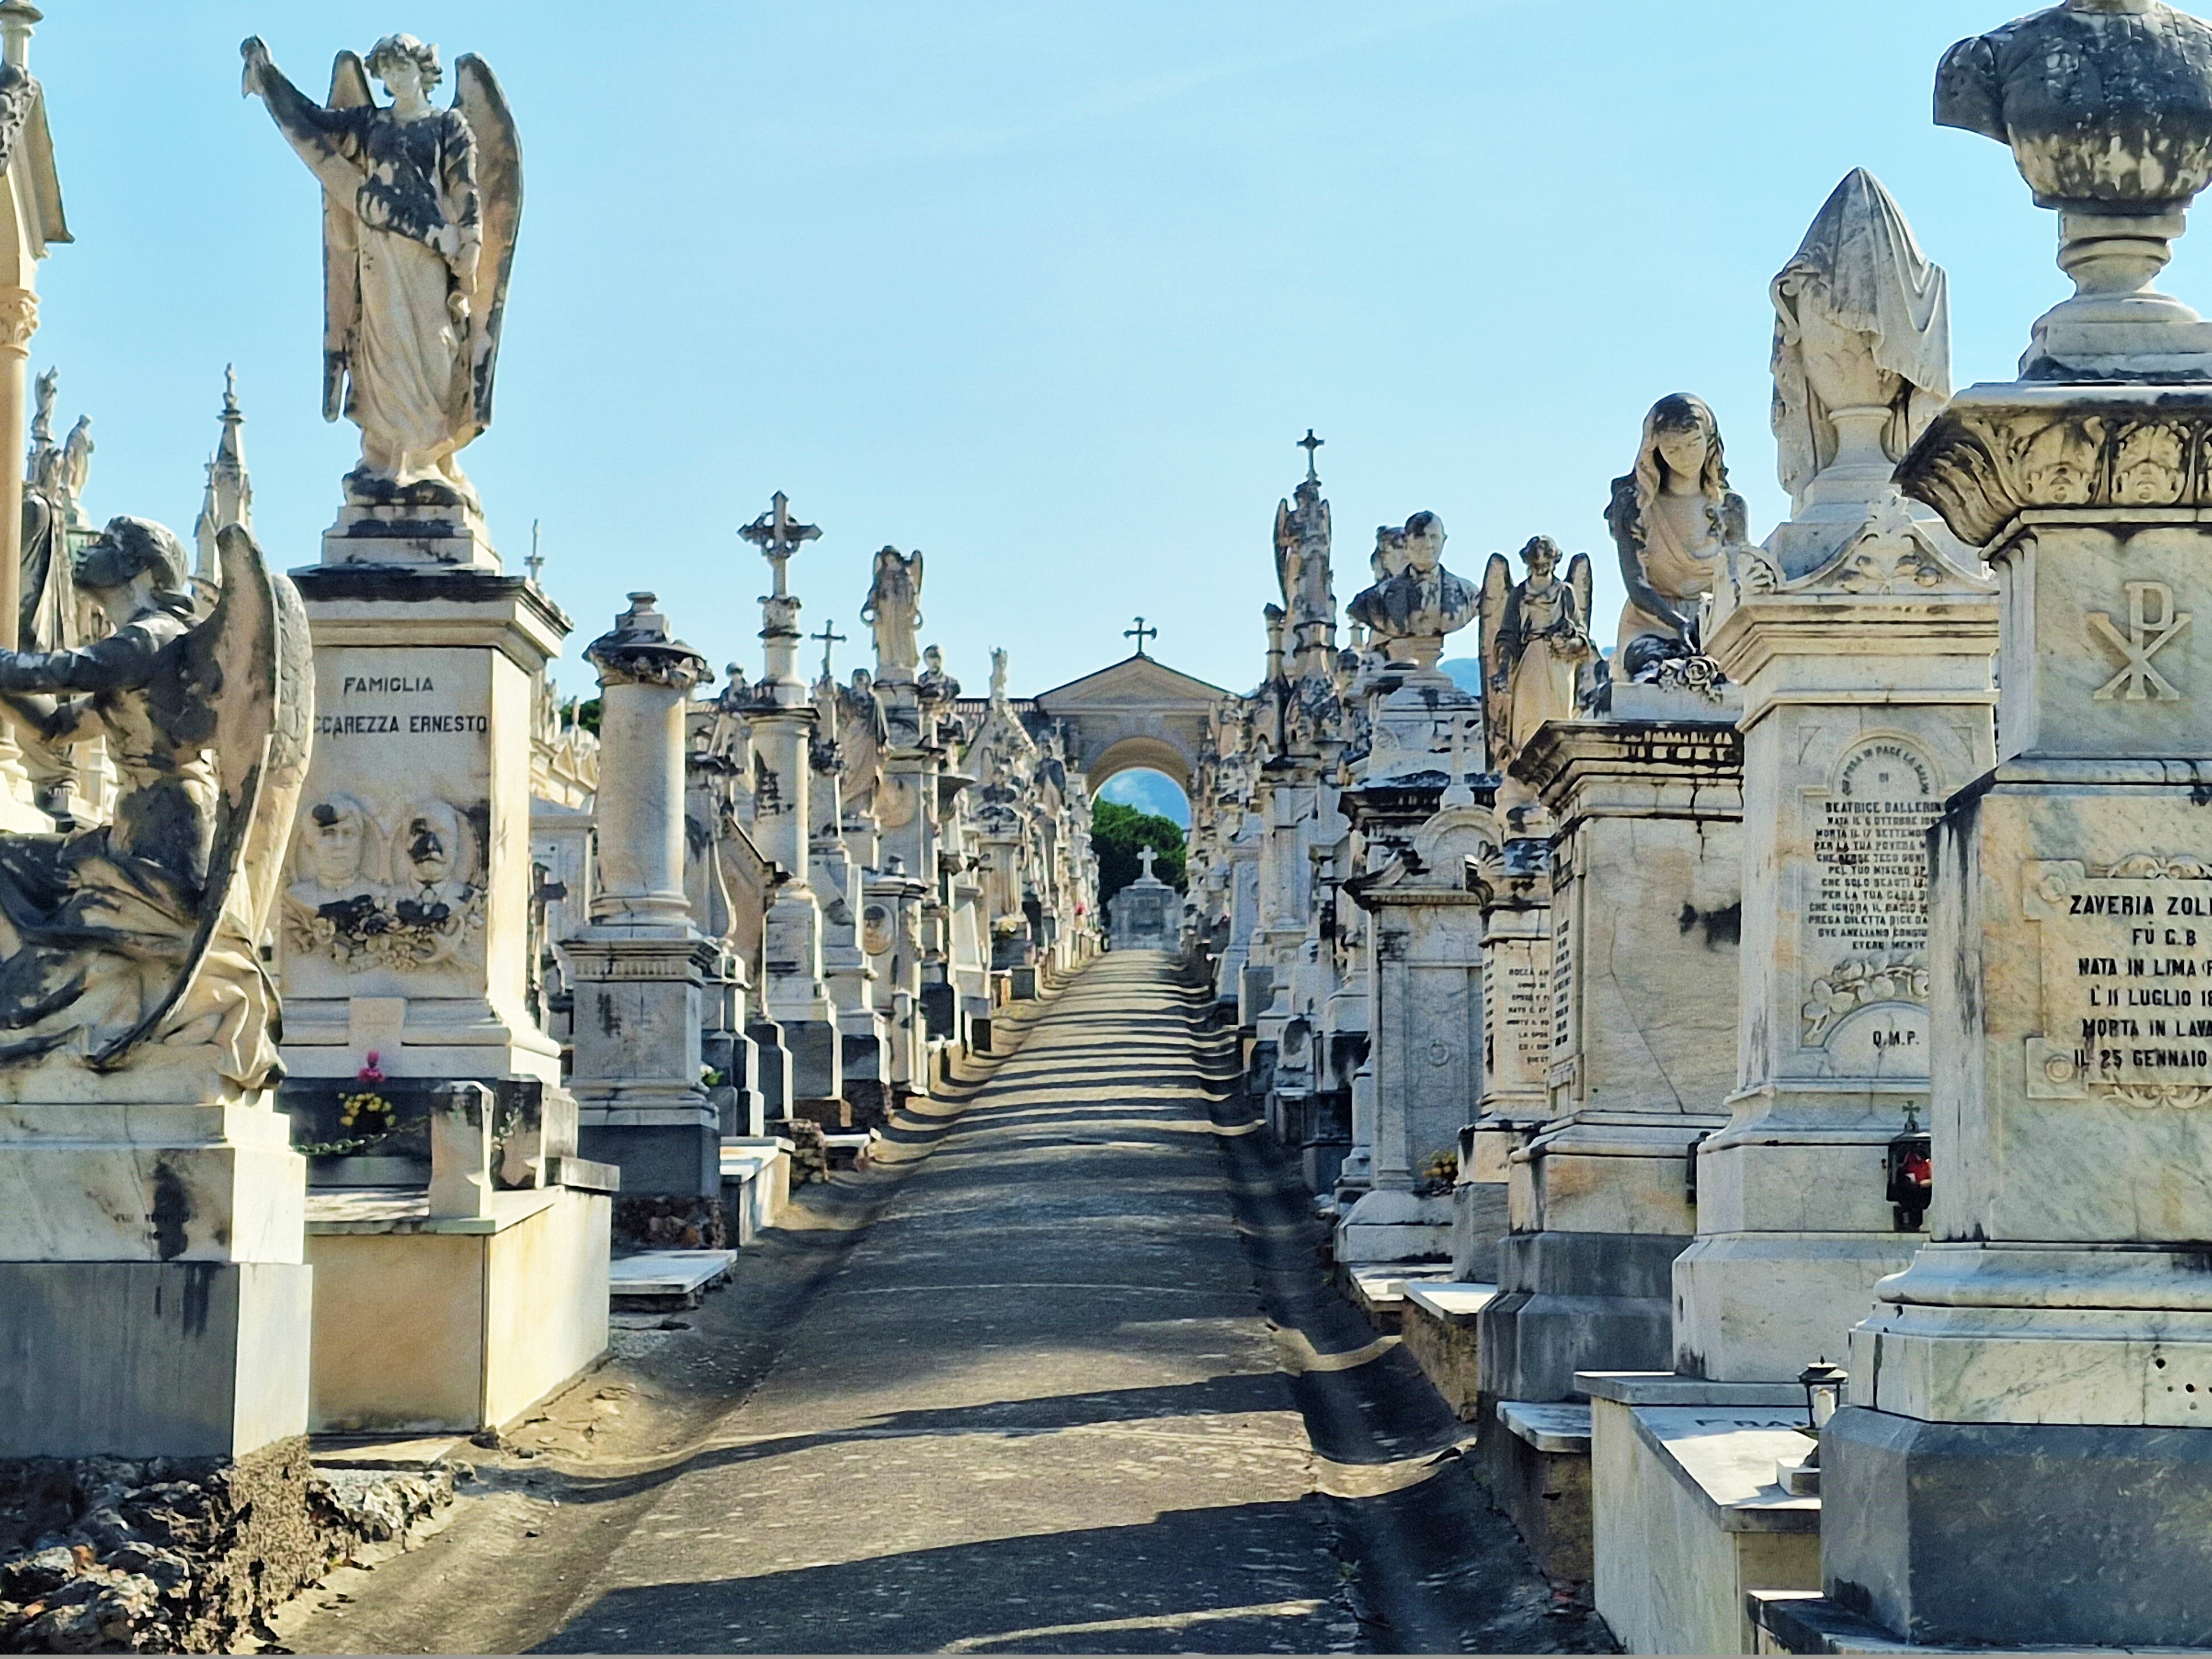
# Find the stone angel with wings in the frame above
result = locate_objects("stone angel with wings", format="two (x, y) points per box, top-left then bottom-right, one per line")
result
(1479, 536), (1593, 779)
(241, 32), (520, 513)
(0, 521), (311, 1097)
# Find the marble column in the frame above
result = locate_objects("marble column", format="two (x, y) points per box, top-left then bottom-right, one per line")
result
(743, 500), (845, 1117)
(567, 595), (721, 1214)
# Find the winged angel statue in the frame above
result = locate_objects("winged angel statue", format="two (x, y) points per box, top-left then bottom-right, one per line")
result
(1479, 536), (1593, 778)
(0, 521), (310, 1097)
(241, 32), (520, 512)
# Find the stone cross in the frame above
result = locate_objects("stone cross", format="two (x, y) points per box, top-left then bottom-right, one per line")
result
(812, 622), (847, 681)
(1139, 844), (1157, 881)
(1125, 616), (1159, 655)
(1298, 428), (1324, 482)
(741, 491), (821, 598)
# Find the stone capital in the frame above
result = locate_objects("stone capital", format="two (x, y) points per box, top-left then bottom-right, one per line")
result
(0, 285), (36, 356)
(587, 592), (711, 692)
(1898, 380), (2212, 548)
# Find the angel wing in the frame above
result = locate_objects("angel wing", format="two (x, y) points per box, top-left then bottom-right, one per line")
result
(453, 54), (521, 433)
(1478, 553), (1513, 768)
(1566, 552), (1594, 643)
(909, 547), (925, 625)
(91, 526), (311, 1073)
(1272, 498), (1294, 605)
(321, 53), (373, 424)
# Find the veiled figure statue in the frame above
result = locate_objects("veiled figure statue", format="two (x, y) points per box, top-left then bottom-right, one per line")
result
(1479, 536), (1594, 777)
(1772, 168), (1949, 513)
(861, 546), (924, 679)
(0, 521), (310, 1095)
(1606, 394), (1754, 678)
(241, 32), (519, 511)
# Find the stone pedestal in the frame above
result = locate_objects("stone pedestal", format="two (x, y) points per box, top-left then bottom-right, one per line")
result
(1459, 834), (1554, 1281)
(1817, 381), (2212, 1648)
(1339, 802), (1495, 1264)
(1675, 500), (1997, 1381)
(280, 564), (568, 1087)
(0, 1095), (310, 1457)
(1479, 720), (1741, 1404)
(566, 597), (719, 1224)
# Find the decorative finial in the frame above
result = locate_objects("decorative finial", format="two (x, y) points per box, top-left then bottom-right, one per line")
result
(1125, 615), (1159, 656)
(1298, 428), (1323, 482)
(525, 519), (545, 582)
(222, 362), (239, 416)
(812, 621), (847, 681)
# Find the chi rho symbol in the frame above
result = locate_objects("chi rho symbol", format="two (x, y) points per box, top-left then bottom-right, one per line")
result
(2090, 581), (2192, 702)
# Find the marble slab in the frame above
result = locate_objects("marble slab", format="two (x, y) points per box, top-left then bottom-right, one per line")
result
(1498, 1399), (1592, 1454)
(609, 1249), (738, 1298)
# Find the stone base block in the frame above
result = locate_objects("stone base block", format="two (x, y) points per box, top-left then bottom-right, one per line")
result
(1451, 1178), (1509, 1281)
(844, 1076), (890, 1130)
(1477, 1396), (1593, 1589)
(721, 1138), (791, 1244)
(1583, 1375), (1818, 1656)
(1480, 1229), (1684, 1401)
(1400, 1282), (1495, 1421)
(1672, 1230), (1919, 1382)
(781, 1019), (843, 1103)
(1335, 1187), (1452, 1265)
(1822, 1405), (2212, 1649)
(306, 1188), (611, 1434)
(577, 1119), (719, 1202)
(0, 1261), (311, 1457)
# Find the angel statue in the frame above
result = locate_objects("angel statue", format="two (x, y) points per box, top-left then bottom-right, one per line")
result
(0, 519), (310, 1094)
(1479, 536), (1594, 779)
(1772, 169), (1949, 517)
(861, 546), (924, 680)
(1606, 394), (1754, 681)
(241, 32), (520, 512)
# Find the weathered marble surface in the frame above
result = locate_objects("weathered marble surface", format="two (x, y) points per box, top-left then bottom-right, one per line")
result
(242, 32), (519, 518)
(1606, 395), (1755, 681)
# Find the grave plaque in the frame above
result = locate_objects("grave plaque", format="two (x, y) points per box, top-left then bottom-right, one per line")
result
(2027, 855), (2212, 1103)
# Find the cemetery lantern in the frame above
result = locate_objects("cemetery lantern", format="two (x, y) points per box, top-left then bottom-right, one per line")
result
(1885, 1107), (1933, 1232)
(1799, 1359), (1848, 1436)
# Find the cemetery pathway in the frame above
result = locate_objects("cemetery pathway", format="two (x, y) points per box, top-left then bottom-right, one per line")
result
(281, 954), (1594, 1655)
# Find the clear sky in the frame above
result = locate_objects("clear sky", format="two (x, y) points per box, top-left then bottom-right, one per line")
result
(30, 1), (2088, 703)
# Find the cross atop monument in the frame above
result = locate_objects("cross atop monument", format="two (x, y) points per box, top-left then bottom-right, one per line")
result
(740, 490), (821, 597)
(812, 622), (847, 681)
(525, 519), (545, 582)
(1125, 615), (1159, 656)
(1139, 844), (1157, 882)
(1298, 428), (1323, 482)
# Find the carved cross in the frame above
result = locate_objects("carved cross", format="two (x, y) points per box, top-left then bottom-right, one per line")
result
(1298, 428), (1323, 482)
(1139, 844), (1157, 881)
(1125, 616), (1159, 655)
(740, 491), (822, 598)
(812, 623), (847, 680)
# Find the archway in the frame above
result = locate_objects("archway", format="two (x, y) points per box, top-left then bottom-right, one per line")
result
(1030, 652), (1231, 797)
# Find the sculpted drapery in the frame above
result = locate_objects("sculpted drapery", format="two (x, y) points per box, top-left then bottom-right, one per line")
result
(242, 33), (519, 509)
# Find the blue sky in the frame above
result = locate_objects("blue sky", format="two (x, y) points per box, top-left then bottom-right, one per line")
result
(34, 1), (2079, 706)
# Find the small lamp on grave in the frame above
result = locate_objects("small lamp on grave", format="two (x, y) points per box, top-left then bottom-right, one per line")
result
(1885, 1105), (1933, 1233)
(1799, 1358), (1848, 1437)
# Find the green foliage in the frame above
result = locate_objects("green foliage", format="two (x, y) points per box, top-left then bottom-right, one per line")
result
(1092, 799), (1185, 906)
(574, 696), (602, 735)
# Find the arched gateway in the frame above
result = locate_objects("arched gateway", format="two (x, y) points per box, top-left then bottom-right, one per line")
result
(1029, 650), (1232, 795)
